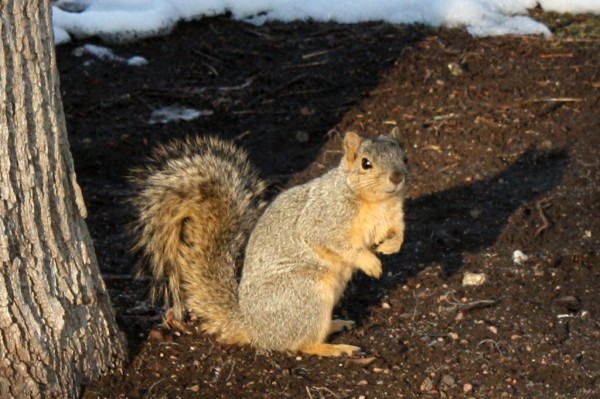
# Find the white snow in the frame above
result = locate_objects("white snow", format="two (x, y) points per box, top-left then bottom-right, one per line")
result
(73, 44), (148, 66)
(52, 0), (600, 45)
(148, 106), (213, 125)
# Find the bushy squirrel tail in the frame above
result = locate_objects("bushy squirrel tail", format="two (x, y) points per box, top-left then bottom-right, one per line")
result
(130, 136), (267, 343)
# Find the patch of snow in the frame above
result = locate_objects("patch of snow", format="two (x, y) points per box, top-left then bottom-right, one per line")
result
(52, 0), (600, 44)
(73, 44), (148, 66)
(148, 106), (213, 125)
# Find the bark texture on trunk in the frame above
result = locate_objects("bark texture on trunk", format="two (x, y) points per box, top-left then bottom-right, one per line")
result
(0, 2), (127, 398)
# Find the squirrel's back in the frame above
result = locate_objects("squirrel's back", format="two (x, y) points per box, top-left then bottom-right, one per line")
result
(130, 136), (267, 341)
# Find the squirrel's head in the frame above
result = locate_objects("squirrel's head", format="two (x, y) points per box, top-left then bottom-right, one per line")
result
(343, 129), (409, 202)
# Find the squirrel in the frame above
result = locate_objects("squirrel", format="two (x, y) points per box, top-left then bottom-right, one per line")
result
(130, 129), (409, 357)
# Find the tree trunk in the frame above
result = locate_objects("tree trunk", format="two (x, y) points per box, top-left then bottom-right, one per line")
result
(0, 2), (127, 398)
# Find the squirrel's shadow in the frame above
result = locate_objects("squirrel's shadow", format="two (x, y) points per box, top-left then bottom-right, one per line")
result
(343, 147), (569, 324)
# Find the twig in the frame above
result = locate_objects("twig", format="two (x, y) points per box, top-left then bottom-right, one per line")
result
(234, 130), (252, 141)
(283, 60), (330, 69)
(441, 292), (498, 312)
(412, 290), (419, 321)
(556, 37), (600, 43)
(201, 61), (219, 76)
(225, 360), (236, 382)
(527, 97), (583, 104)
(538, 53), (573, 59)
(191, 49), (224, 64)
(535, 198), (552, 236)
(242, 27), (276, 40)
(476, 339), (503, 355)
(247, 74), (308, 106)
(147, 379), (165, 396)
(438, 162), (460, 174)
(302, 49), (331, 60)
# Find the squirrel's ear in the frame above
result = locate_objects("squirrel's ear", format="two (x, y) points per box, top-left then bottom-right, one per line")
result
(390, 126), (401, 141)
(343, 132), (362, 163)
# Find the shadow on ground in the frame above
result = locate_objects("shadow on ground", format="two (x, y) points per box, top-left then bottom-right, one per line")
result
(345, 148), (569, 322)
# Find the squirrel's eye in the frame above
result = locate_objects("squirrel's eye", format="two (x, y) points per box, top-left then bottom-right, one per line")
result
(361, 158), (372, 170)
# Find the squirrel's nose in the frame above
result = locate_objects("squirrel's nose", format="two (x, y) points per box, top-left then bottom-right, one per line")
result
(389, 171), (405, 185)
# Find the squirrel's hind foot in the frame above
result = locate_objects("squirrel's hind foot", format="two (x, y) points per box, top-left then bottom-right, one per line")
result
(299, 343), (361, 357)
(162, 308), (192, 334)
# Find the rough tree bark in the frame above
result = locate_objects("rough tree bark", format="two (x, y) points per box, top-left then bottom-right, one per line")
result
(0, 2), (127, 398)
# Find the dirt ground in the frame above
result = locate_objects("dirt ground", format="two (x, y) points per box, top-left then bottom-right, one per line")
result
(56, 11), (599, 399)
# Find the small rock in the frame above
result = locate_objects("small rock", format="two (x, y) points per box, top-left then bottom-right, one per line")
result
(463, 383), (473, 393)
(488, 325), (498, 334)
(469, 208), (482, 219)
(447, 62), (465, 76)
(381, 302), (391, 309)
(540, 139), (553, 150)
(148, 328), (173, 342)
(581, 310), (591, 320)
(441, 374), (456, 387)
(295, 131), (310, 143)
(421, 377), (434, 392)
(299, 107), (314, 116)
(188, 384), (200, 392)
(462, 272), (487, 286)
(554, 295), (581, 312)
(148, 328), (164, 341)
(512, 250), (529, 265)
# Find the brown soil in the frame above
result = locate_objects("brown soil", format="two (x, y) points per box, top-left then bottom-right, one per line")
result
(56, 12), (599, 399)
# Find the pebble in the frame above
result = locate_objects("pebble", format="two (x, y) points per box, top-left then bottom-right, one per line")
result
(420, 377), (434, 391)
(512, 250), (529, 265)
(295, 131), (310, 143)
(463, 383), (473, 393)
(462, 272), (487, 286)
(447, 62), (465, 76)
(441, 374), (456, 386)
(469, 208), (482, 219)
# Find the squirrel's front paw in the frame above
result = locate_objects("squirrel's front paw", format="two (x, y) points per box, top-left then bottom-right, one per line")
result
(376, 238), (403, 255)
(359, 256), (382, 279)
(375, 230), (404, 255)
